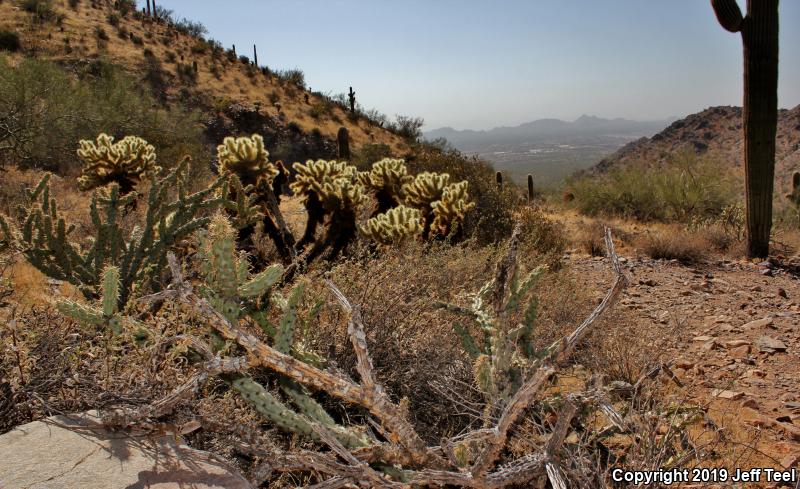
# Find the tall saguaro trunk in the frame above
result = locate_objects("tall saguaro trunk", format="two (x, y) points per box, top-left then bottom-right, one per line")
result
(711, 0), (779, 258)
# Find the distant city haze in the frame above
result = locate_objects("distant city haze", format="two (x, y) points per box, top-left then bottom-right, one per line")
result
(145, 1), (800, 130)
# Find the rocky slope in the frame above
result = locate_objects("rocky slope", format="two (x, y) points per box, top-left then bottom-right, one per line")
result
(593, 105), (800, 194)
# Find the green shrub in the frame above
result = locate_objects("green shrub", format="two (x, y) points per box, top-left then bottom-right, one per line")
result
(21, 0), (55, 21)
(0, 57), (208, 176)
(106, 12), (120, 27)
(0, 30), (21, 52)
(407, 147), (517, 244)
(568, 152), (738, 223)
(352, 143), (392, 170)
(94, 26), (109, 41)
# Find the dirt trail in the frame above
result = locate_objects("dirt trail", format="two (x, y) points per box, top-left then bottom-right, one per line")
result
(566, 250), (800, 471)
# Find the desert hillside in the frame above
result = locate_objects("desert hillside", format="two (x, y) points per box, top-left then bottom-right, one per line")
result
(1, 1), (799, 488)
(0, 0), (410, 156)
(594, 105), (800, 194)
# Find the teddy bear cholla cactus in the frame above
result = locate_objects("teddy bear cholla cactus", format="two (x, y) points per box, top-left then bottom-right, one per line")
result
(77, 133), (160, 194)
(290, 159), (358, 252)
(357, 158), (413, 215)
(431, 180), (476, 238)
(216, 134), (294, 263)
(359, 205), (422, 245)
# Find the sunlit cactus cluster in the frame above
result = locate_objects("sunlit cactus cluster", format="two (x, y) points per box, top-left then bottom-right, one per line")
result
(76, 133), (160, 194)
(358, 205), (422, 245)
(357, 158), (413, 214)
(216, 134), (278, 186)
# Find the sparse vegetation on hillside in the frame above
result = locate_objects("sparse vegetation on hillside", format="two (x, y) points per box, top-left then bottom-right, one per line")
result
(0, 57), (207, 174)
(568, 152), (739, 223)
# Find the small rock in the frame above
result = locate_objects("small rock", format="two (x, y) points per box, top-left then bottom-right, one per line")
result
(674, 360), (695, 369)
(742, 317), (773, 330)
(728, 345), (751, 359)
(786, 402), (800, 411)
(712, 389), (744, 400)
(756, 335), (788, 353)
(725, 339), (750, 348)
(778, 288), (788, 299)
(639, 278), (657, 287)
(693, 335), (714, 342)
(781, 454), (800, 469)
(741, 398), (759, 409)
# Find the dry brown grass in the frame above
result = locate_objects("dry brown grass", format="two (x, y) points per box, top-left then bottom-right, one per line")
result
(636, 228), (710, 264)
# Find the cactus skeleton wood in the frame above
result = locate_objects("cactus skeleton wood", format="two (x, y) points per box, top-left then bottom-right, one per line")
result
(711, 0), (779, 258)
(127, 224), (629, 487)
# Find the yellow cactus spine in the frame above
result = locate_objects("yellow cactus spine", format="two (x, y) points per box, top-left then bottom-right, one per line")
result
(431, 181), (476, 238)
(77, 133), (160, 194)
(359, 205), (422, 245)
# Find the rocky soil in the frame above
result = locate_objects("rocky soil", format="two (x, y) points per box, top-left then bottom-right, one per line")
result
(567, 251), (800, 475)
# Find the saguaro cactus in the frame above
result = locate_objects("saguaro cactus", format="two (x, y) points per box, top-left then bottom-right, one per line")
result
(348, 86), (356, 113)
(337, 127), (350, 161)
(711, 0), (779, 258)
(253, 44), (258, 67)
(527, 174), (534, 202)
(496, 171), (503, 191)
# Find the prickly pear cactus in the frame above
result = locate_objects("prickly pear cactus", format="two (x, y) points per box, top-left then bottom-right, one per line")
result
(77, 133), (160, 194)
(431, 181), (476, 238)
(359, 205), (422, 245)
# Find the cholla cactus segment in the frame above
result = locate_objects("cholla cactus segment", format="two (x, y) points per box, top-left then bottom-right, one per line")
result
(77, 133), (160, 192)
(205, 213), (240, 300)
(290, 159), (357, 197)
(217, 134), (278, 185)
(358, 158), (412, 193)
(431, 180), (476, 236)
(101, 265), (121, 317)
(401, 171), (451, 209)
(317, 177), (368, 212)
(358, 205), (422, 245)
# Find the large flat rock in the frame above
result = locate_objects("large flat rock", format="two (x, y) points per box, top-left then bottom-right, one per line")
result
(0, 411), (252, 489)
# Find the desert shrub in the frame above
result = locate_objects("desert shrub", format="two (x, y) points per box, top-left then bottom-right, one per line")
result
(116, 26), (128, 39)
(0, 57), (208, 175)
(406, 147), (517, 244)
(190, 40), (207, 55)
(130, 34), (143, 45)
(94, 26), (109, 44)
(0, 30), (20, 52)
(176, 62), (197, 85)
(394, 115), (424, 142)
(238, 54), (250, 65)
(688, 203), (745, 251)
(568, 152), (738, 223)
(106, 12), (119, 26)
(114, 0), (135, 16)
(637, 228), (709, 264)
(175, 18), (207, 38)
(308, 103), (324, 119)
(164, 50), (176, 63)
(68, 0), (79, 9)
(353, 143), (392, 170)
(276, 68), (305, 88)
(21, 0), (55, 21)
(267, 91), (279, 105)
(516, 206), (566, 268)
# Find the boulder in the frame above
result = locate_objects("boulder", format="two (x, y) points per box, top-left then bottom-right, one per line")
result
(0, 411), (252, 489)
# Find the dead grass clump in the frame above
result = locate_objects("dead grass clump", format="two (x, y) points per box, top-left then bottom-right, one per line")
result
(637, 229), (709, 264)
(516, 206), (567, 268)
(574, 220), (607, 256)
(306, 241), (498, 439)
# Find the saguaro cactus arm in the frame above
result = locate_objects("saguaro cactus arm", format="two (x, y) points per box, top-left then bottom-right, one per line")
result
(711, 0), (743, 32)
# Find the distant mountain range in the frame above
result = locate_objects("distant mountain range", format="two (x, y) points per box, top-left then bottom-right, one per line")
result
(424, 115), (676, 151)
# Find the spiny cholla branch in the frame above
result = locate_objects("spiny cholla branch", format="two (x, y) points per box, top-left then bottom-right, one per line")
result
(140, 225), (627, 488)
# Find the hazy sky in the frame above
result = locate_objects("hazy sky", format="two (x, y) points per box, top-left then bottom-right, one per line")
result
(143, 1), (799, 130)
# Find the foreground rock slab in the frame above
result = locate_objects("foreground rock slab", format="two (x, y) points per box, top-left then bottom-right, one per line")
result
(0, 411), (252, 489)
